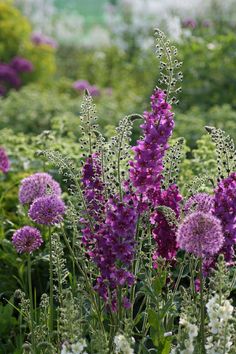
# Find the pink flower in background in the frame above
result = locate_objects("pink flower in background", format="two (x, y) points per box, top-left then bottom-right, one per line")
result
(31, 32), (58, 49)
(0, 147), (10, 173)
(10, 57), (33, 73)
(182, 18), (197, 29)
(73, 80), (100, 97)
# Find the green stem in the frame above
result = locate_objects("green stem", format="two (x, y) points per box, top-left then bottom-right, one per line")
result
(199, 257), (205, 353)
(28, 254), (35, 352)
(49, 227), (54, 337)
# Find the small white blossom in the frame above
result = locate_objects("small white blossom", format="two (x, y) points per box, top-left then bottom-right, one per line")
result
(205, 294), (234, 354)
(114, 334), (134, 354)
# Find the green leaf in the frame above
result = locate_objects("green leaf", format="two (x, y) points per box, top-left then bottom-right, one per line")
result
(152, 271), (167, 295)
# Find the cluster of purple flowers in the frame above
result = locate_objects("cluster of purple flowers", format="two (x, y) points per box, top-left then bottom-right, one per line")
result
(31, 32), (57, 49)
(92, 197), (138, 310)
(0, 57), (33, 96)
(81, 153), (105, 223)
(81, 154), (138, 310)
(73, 80), (100, 97)
(129, 88), (174, 202)
(0, 147), (10, 173)
(151, 184), (182, 262)
(12, 173), (65, 254)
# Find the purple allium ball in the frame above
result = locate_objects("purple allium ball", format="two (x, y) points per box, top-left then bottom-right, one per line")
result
(73, 80), (90, 91)
(0, 147), (10, 173)
(10, 57), (33, 73)
(28, 195), (65, 225)
(31, 32), (58, 48)
(19, 172), (61, 205)
(182, 18), (197, 29)
(73, 80), (100, 97)
(177, 211), (224, 258)
(0, 63), (21, 88)
(184, 193), (214, 215)
(88, 85), (100, 97)
(12, 226), (43, 254)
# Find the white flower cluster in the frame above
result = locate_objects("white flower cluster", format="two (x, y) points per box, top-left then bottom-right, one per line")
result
(170, 316), (198, 354)
(114, 334), (135, 354)
(105, 0), (236, 50)
(61, 339), (87, 354)
(205, 294), (234, 354)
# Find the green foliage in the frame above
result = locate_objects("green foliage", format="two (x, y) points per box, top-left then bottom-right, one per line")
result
(0, 0), (56, 85)
(0, 0), (30, 62)
(178, 32), (236, 111)
(179, 134), (217, 193)
(0, 85), (80, 134)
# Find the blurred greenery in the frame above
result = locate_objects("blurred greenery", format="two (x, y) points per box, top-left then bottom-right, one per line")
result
(0, 0), (56, 86)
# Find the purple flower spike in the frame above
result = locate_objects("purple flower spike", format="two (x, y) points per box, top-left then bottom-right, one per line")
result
(29, 195), (65, 225)
(129, 88), (175, 204)
(12, 226), (43, 254)
(214, 173), (236, 263)
(0, 147), (10, 173)
(177, 211), (224, 258)
(19, 172), (61, 205)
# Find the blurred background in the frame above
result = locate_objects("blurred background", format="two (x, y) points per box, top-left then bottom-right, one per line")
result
(1, 0), (236, 145)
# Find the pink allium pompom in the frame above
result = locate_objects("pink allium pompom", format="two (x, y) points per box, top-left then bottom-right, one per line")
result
(184, 193), (214, 215)
(12, 226), (43, 254)
(19, 173), (61, 205)
(177, 211), (224, 258)
(28, 195), (65, 225)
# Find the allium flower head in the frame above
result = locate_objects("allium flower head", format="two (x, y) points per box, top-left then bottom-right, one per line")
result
(0, 64), (21, 88)
(10, 57), (33, 73)
(73, 80), (100, 97)
(29, 195), (65, 225)
(184, 193), (214, 215)
(19, 172), (61, 205)
(31, 32), (58, 48)
(177, 211), (224, 258)
(0, 147), (10, 173)
(12, 226), (43, 254)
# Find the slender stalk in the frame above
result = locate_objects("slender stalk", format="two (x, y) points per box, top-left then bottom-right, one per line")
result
(48, 227), (54, 337)
(199, 257), (205, 353)
(28, 254), (35, 352)
(61, 228), (106, 337)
